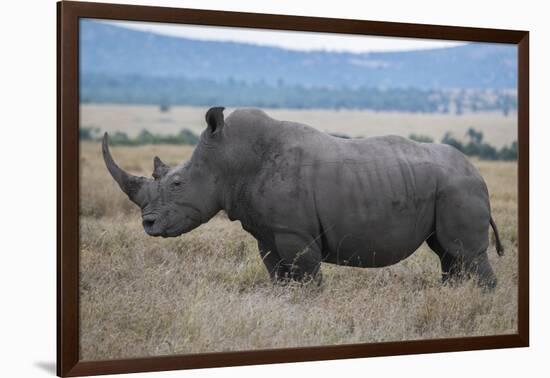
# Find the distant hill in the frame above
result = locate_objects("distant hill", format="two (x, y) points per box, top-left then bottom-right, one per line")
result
(80, 20), (517, 112)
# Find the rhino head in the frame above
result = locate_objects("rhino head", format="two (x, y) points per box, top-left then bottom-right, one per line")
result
(102, 107), (227, 237)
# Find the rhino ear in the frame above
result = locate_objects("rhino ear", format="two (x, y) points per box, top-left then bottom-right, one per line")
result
(152, 156), (170, 179)
(205, 106), (225, 135)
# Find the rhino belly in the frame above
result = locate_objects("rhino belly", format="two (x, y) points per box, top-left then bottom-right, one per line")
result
(312, 154), (437, 267)
(318, 197), (435, 268)
(321, 218), (432, 267)
(321, 226), (426, 267)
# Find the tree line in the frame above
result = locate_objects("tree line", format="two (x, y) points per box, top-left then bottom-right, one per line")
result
(81, 74), (517, 116)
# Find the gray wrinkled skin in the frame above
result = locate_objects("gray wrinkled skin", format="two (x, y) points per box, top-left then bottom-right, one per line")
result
(103, 107), (504, 287)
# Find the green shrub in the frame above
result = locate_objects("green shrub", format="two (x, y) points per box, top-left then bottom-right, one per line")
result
(498, 141), (518, 161)
(80, 126), (100, 141)
(476, 143), (499, 160)
(409, 134), (434, 143)
(177, 129), (200, 145)
(441, 132), (464, 152)
(110, 131), (133, 146)
(441, 129), (517, 161)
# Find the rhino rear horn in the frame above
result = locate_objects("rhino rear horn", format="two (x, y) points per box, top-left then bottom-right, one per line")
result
(102, 132), (149, 206)
(153, 156), (170, 179)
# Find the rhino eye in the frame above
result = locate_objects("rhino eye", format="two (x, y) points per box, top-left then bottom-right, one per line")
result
(172, 180), (182, 188)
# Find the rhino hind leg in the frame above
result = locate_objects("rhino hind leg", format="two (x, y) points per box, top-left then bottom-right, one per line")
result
(427, 233), (496, 288)
(426, 234), (460, 283)
(467, 252), (497, 289)
(431, 179), (498, 288)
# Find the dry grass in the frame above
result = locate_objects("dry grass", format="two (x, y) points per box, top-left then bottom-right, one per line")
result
(81, 104), (517, 148)
(79, 139), (517, 361)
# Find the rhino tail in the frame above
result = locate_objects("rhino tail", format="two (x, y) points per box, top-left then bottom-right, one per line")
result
(490, 216), (504, 256)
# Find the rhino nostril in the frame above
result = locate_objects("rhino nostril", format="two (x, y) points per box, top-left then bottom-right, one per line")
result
(142, 215), (157, 229)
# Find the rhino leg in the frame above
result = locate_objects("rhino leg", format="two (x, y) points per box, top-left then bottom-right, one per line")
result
(426, 234), (460, 283)
(427, 233), (496, 287)
(429, 177), (496, 287)
(257, 240), (290, 284)
(432, 179), (497, 288)
(273, 233), (323, 285)
(466, 252), (497, 289)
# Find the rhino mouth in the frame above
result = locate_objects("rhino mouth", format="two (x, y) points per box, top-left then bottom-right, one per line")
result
(162, 214), (201, 237)
(142, 213), (163, 236)
(141, 211), (201, 238)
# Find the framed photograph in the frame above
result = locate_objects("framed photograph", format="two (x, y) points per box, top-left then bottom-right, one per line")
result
(57, 1), (529, 376)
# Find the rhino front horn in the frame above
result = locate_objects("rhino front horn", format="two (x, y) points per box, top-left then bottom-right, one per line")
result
(102, 132), (149, 206)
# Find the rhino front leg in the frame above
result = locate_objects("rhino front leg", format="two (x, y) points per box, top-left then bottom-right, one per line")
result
(273, 233), (323, 285)
(257, 240), (290, 284)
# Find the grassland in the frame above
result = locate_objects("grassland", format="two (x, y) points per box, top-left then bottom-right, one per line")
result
(81, 104), (517, 148)
(79, 138), (518, 361)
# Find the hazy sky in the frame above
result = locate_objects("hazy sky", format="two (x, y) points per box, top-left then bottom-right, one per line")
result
(107, 20), (466, 53)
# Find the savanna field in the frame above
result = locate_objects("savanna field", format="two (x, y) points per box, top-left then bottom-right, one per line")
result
(79, 106), (518, 361)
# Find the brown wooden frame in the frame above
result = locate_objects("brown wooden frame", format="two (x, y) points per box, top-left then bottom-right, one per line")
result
(57, 1), (529, 376)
